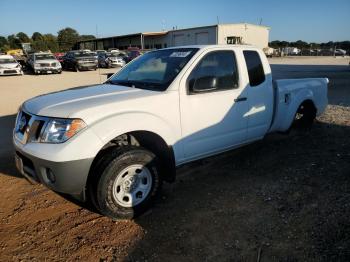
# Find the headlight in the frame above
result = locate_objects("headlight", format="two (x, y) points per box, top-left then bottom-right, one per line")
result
(34, 63), (40, 68)
(40, 118), (86, 143)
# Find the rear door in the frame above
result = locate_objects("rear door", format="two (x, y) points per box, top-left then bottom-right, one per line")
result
(243, 50), (273, 141)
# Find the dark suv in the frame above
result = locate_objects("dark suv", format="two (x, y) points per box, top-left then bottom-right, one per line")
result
(62, 50), (98, 71)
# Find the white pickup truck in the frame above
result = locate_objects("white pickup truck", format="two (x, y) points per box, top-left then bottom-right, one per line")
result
(13, 45), (328, 219)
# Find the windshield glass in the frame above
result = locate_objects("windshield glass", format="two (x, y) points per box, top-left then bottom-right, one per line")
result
(106, 53), (121, 57)
(74, 52), (95, 57)
(0, 58), (16, 64)
(108, 48), (198, 91)
(35, 54), (55, 60)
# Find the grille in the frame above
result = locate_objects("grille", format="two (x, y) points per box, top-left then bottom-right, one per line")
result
(81, 59), (95, 63)
(4, 70), (17, 74)
(39, 63), (50, 67)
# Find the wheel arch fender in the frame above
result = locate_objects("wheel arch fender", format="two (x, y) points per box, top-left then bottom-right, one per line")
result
(90, 111), (178, 147)
(87, 112), (178, 186)
(272, 88), (317, 132)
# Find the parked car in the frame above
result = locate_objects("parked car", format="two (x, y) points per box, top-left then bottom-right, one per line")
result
(62, 50), (98, 71)
(334, 49), (346, 56)
(96, 50), (106, 56)
(13, 45), (328, 219)
(27, 52), (62, 74)
(126, 48), (141, 62)
(0, 55), (23, 76)
(54, 53), (65, 64)
(98, 52), (126, 68)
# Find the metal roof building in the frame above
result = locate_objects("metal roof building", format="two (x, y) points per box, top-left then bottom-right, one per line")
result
(77, 23), (270, 51)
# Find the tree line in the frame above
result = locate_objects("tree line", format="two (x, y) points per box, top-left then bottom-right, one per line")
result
(0, 27), (95, 53)
(1, 28), (349, 53)
(269, 40), (350, 50)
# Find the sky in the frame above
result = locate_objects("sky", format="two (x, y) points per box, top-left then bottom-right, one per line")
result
(0, 0), (349, 43)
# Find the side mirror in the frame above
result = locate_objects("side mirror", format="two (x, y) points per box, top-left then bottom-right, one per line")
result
(190, 76), (218, 93)
(106, 73), (114, 79)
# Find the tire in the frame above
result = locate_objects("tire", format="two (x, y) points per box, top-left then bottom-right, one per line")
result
(91, 146), (162, 219)
(293, 102), (316, 128)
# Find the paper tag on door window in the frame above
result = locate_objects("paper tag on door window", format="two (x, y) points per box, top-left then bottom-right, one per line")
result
(170, 51), (191, 58)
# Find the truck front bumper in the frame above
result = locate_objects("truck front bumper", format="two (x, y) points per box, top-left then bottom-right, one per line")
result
(14, 147), (93, 202)
(0, 68), (23, 76)
(34, 67), (61, 74)
(77, 64), (97, 70)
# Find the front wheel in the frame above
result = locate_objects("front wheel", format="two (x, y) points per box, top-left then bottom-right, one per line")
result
(92, 146), (162, 219)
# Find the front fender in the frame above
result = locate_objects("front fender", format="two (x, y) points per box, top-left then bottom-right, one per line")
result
(90, 111), (179, 148)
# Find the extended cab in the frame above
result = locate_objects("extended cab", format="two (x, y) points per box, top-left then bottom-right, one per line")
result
(13, 45), (328, 219)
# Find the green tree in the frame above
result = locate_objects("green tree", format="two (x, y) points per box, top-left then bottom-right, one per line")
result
(79, 35), (96, 41)
(43, 34), (59, 52)
(32, 32), (44, 41)
(16, 32), (30, 43)
(292, 40), (309, 49)
(57, 27), (79, 51)
(0, 36), (8, 47)
(7, 34), (21, 49)
(0, 36), (10, 52)
(32, 39), (48, 52)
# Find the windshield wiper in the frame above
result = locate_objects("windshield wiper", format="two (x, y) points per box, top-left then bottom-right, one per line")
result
(106, 80), (164, 91)
(106, 80), (135, 87)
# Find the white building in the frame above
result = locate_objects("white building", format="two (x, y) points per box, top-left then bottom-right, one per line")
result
(78, 23), (270, 51)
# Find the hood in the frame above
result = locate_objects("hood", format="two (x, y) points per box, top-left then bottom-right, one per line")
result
(23, 84), (157, 121)
(0, 62), (19, 69)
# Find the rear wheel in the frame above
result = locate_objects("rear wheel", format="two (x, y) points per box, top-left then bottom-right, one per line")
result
(293, 101), (316, 128)
(91, 146), (162, 219)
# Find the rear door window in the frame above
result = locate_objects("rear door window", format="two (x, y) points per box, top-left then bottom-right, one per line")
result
(243, 51), (265, 86)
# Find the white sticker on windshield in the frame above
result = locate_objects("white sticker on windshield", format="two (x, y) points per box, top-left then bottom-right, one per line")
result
(170, 51), (191, 58)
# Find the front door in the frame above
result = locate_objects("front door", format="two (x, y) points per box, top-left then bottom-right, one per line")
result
(179, 50), (249, 160)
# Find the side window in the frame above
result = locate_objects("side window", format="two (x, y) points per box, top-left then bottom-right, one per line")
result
(188, 51), (239, 94)
(243, 50), (265, 86)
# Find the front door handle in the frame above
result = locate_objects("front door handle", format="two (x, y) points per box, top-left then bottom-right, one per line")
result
(234, 97), (247, 102)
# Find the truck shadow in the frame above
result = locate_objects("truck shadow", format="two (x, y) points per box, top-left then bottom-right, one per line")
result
(127, 120), (350, 261)
(271, 64), (350, 107)
(0, 114), (21, 178)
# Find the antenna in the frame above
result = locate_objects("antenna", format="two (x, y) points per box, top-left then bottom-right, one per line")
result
(162, 19), (166, 31)
(259, 18), (263, 25)
(96, 24), (102, 84)
(217, 16), (220, 24)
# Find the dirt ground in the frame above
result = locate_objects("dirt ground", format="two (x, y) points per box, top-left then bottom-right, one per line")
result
(0, 58), (349, 261)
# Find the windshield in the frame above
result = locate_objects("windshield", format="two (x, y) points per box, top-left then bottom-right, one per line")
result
(0, 58), (16, 64)
(106, 53), (121, 57)
(35, 54), (55, 60)
(108, 48), (198, 91)
(74, 52), (95, 57)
